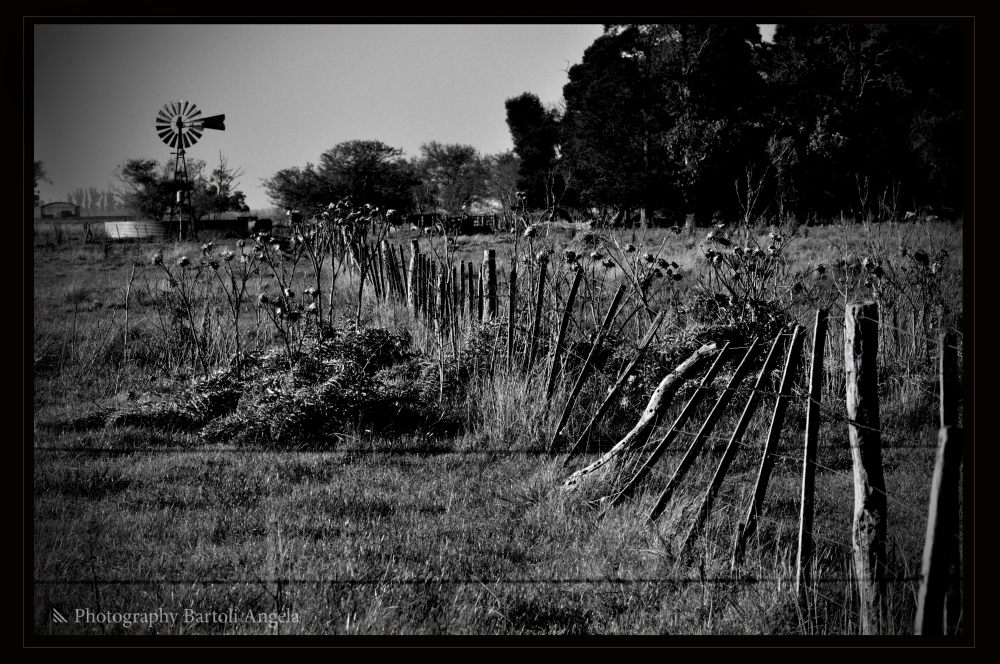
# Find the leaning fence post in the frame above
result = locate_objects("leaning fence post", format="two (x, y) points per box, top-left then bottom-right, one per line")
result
(845, 302), (887, 635)
(796, 310), (828, 598)
(484, 249), (497, 321)
(648, 339), (761, 523)
(733, 325), (806, 565)
(545, 268), (583, 399)
(915, 426), (962, 635)
(916, 331), (962, 635)
(564, 310), (665, 464)
(407, 240), (419, 312)
(548, 284), (626, 452)
(682, 330), (788, 553)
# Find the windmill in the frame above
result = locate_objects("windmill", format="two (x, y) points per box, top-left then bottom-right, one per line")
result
(155, 101), (225, 238)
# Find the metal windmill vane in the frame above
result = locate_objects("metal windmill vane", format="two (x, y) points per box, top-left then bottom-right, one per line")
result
(155, 100), (225, 235)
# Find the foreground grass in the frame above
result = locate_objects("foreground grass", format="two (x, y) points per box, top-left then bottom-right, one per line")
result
(32, 219), (963, 635)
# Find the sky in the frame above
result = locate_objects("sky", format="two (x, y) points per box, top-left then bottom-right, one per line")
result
(33, 23), (774, 212)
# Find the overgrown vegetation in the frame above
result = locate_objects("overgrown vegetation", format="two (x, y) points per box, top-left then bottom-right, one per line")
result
(34, 210), (962, 635)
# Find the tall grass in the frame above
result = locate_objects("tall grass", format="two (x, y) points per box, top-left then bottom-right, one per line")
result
(33, 215), (963, 635)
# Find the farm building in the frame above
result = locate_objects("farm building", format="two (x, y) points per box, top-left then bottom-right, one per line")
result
(40, 202), (80, 219)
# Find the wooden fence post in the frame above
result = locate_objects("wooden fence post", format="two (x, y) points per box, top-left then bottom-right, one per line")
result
(564, 310), (665, 464)
(796, 310), (829, 597)
(477, 262), (484, 322)
(916, 331), (962, 635)
(682, 331), (788, 552)
(467, 261), (475, 323)
(459, 263), (466, 320)
(507, 264), (517, 370)
(940, 331), (958, 428)
(649, 339), (761, 523)
(407, 240), (419, 312)
(915, 426), (962, 635)
(548, 284), (626, 452)
(732, 325), (805, 564)
(545, 268), (583, 399)
(525, 259), (547, 372)
(484, 249), (497, 321)
(845, 302), (887, 635)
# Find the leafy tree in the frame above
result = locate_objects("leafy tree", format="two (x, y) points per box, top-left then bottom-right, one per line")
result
(192, 151), (247, 219)
(562, 24), (765, 225)
(33, 161), (51, 205)
(416, 142), (488, 216)
(763, 23), (963, 220)
(111, 158), (175, 220)
(263, 140), (416, 218)
(504, 93), (563, 209)
(483, 150), (522, 214)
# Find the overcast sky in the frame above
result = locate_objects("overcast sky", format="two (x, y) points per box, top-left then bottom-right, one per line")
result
(33, 23), (773, 212)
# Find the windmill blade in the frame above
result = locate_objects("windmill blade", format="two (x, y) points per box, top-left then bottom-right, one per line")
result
(187, 127), (203, 143)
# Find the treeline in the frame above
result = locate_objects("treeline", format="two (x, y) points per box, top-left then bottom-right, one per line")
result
(264, 23), (967, 226)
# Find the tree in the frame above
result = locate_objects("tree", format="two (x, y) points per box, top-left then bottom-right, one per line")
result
(483, 150), (522, 214)
(504, 93), (563, 209)
(191, 151), (247, 219)
(111, 159), (171, 219)
(34, 161), (51, 205)
(416, 142), (488, 216)
(762, 23), (963, 220)
(263, 140), (416, 218)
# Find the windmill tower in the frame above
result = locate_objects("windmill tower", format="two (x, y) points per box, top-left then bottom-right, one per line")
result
(155, 101), (225, 239)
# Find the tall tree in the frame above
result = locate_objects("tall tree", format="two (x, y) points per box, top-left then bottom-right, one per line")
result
(504, 92), (563, 209)
(111, 159), (175, 220)
(263, 140), (416, 218)
(416, 142), (488, 216)
(483, 150), (522, 214)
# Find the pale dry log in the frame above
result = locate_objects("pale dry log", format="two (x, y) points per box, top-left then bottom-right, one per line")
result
(563, 342), (718, 491)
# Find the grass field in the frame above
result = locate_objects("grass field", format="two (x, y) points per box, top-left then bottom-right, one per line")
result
(31, 215), (964, 635)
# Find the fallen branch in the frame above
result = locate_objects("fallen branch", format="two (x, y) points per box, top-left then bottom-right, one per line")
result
(563, 342), (718, 491)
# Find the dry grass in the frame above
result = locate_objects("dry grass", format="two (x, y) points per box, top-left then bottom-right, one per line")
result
(32, 216), (963, 635)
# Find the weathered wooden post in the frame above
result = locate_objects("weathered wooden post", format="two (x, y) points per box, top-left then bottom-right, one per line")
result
(407, 240), (419, 312)
(845, 302), (886, 635)
(398, 245), (408, 300)
(916, 331), (962, 635)
(507, 264), (517, 369)
(431, 261), (438, 324)
(436, 269), (446, 336)
(477, 263), (484, 322)
(915, 426), (962, 635)
(459, 263), (466, 320)
(544, 268), (583, 399)
(484, 249), (497, 321)
(525, 258), (548, 372)
(796, 310), (828, 597)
